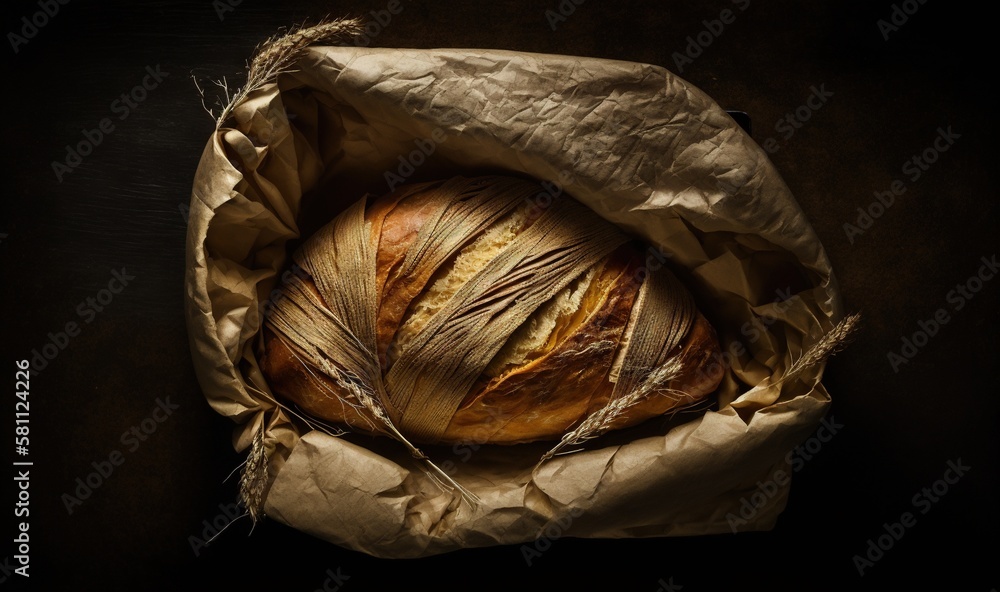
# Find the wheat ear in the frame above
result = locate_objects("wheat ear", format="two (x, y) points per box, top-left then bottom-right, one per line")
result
(238, 425), (268, 523)
(537, 358), (685, 467)
(312, 357), (480, 507)
(195, 17), (363, 126)
(744, 313), (861, 398)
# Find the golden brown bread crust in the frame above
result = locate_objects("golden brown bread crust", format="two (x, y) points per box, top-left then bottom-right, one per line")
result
(260, 180), (724, 444)
(371, 185), (445, 369)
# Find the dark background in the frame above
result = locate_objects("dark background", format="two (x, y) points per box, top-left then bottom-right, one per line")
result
(2, 0), (997, 590)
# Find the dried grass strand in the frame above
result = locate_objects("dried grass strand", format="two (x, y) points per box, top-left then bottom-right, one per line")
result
(195, 17), (363, 127)
(244, 375), (349, 437)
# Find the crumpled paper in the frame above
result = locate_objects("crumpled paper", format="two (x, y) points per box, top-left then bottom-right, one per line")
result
(185, 46), (844, 558)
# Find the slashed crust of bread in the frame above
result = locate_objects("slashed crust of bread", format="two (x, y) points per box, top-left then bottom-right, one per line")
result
(261, 182), (724, 444)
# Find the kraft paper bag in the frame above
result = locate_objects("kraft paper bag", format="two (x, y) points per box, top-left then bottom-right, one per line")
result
(186, 26), (846, 558)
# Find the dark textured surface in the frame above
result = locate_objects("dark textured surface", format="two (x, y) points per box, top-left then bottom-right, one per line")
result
(1, 1), (996, 590)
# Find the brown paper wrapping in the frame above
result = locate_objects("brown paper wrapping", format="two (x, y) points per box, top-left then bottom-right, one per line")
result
(185, 46), (844, 558)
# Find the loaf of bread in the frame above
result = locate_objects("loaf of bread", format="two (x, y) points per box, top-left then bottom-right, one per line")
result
(260, 176), (723, 445)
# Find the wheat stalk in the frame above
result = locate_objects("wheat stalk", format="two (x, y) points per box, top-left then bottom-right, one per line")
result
(198, 17), (363, 127)
(744, 312), (861, 397)
(274, 335), (481, 507)
(313, 357), (481, 507)
(537, 357), (685, 467)
(782, 312), (860, 383)
(244, 375), (349, 438)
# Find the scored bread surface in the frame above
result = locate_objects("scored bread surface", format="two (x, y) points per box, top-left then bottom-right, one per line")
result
(261, 178), (724, 444)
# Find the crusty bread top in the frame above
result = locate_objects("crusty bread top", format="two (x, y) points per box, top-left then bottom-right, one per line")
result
(261, 177), (724, 444)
